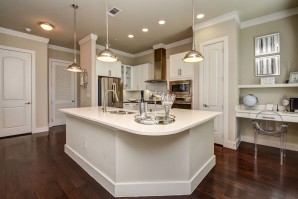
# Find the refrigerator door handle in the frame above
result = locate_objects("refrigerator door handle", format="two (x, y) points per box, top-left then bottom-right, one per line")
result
(111, 83), (115, 104)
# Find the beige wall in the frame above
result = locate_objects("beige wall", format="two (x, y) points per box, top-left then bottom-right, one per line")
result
(0, 33), (48, 129)
(133, 53), (154, 65)
(195, 19), (239, 145)
(239, 14), (298, 149)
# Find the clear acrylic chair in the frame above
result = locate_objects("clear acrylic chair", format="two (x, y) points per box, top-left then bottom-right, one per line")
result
(252, 111), (288, 165)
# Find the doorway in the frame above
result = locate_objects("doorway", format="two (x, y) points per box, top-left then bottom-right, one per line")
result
(0, 47), (32, 137)
(49, 59), (77, 127)
(199, 37), (228, 145)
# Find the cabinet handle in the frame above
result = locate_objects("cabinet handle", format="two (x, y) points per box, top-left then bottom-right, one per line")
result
(109, 70), (111, 76)
(262, 116), (275, 120)
(203, 104), (208, 107)
(25, 102), (31, 105)
(180, 69), (182, 76)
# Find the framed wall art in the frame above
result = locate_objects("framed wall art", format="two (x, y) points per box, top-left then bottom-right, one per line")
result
(255, 33), (280, 56)
(289, 72), (298, 83)
(255, 55), (280, 76)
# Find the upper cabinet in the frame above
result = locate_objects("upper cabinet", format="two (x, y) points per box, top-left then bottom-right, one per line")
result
(131, 63), (153, 90)
(96, 60), (121, 78)
(169, 52), (194, 80)
(121, 65), (132, 90)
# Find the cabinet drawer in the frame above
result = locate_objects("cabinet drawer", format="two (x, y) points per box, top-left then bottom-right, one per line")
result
(123, 103), (132, 109)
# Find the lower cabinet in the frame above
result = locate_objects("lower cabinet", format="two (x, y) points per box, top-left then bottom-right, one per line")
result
(123, 103), (163, 112)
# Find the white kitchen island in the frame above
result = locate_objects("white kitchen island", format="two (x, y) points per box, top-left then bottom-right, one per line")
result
(61, 107), (221, 197)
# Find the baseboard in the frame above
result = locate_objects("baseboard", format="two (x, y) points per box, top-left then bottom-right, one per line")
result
(65, 144), (216, 197)
(224, 138), (241, 150)
(241, 135), (298, 152)
(32, 126), (49, 134)
(64, 145), (116, 195)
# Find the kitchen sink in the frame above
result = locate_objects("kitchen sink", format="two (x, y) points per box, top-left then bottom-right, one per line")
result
(107, 110), (135, 115)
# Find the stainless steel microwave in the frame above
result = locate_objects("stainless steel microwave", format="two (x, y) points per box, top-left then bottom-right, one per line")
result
(169, 80), (192, 96)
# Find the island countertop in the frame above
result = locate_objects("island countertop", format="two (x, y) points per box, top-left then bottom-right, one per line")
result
(61, 106), (221, 136)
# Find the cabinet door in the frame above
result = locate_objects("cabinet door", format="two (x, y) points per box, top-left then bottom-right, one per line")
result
(125, 66), (132, 89)
(132, 66), (140, 90)
(96, 60), (121, 77)
(138, 64), (153, 90)
(169, 52), (194, 79)
(169, 54), (181, 79)
(108, 61), (121, 78)
(96, 60), (109, 76)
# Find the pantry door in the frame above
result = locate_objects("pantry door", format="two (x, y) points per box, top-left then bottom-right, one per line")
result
(0, 48), (32, 137)
(200, 40), (225, 145)
(50, 59), (77, 126)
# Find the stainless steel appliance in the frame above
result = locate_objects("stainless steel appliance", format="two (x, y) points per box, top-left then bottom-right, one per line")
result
(98, 76), (123, 108)
(290, 98), (298, 112)
(169, 80), (192, 109)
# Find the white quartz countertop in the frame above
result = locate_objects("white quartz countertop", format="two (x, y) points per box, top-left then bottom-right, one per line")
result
(61, 106), (221, 136)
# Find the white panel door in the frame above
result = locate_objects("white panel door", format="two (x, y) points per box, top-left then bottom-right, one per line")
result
(51, 60), (76, 126)
(0, 48), (32, 137)
(201, 41), (224, 145)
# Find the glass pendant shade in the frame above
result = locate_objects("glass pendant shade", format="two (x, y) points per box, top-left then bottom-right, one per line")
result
(96, 0), (117, 62)
(97, 44), (117, 62)
(183, 49), (204, 63)
(66, 62), (83, 72)
(183, 0), (204, 63)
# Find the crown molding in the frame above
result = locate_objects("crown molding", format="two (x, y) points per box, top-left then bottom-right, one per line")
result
(134, 49), (154, 57)
(0, 27), (49, 43)
(241, 7), (298, 29)
(96, 44), (135, 58)
(48, 44), (80, 54)
(153, 43), (166, 49)
(165, 37), (192, 49)
(193, 11), (240, 31)
(79, 34), (98, 45)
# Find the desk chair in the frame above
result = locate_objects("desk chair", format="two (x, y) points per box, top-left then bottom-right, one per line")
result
(252, 111), (288, 165)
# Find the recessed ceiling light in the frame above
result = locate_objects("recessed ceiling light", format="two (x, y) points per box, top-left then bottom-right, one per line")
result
(25, 28), (31, 32)
(196, 14), (205, 19)
(40, 22), (54, 31)
(142, 28), (149, 32)
(158, 20), (166, 25)
(128, 34), (134, 38)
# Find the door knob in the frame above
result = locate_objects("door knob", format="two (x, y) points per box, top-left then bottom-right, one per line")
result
(25, 102), (31, 105)
(203, 104), (208, 107)
(72, 100), (75, 102)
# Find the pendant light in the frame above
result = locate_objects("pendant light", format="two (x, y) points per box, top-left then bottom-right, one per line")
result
(183, 0), (204, 63)
(96, 0), (118, 62)
(67, 4), (83, 72)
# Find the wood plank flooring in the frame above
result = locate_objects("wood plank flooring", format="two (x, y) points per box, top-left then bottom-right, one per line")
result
(0, 125), (298, 199)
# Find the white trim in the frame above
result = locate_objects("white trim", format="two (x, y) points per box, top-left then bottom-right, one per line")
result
(48, 58), (78, 127)
(166, 38), (192, 49)
(0, 27), (49, 43)
(65, 144), (215, 197)
(199, 36), (229, 149)
(48, 44), (80, 54)
(194, 11), (239, 31)
(134, 49), (154, 57)
(79, 34), (98, 45)
(0, 45), (37, 135)
(241, 7), (298, 29)
(241, 135), (298, 152)
(224, 138), (241, 150)
(153, 43), (166, 49)
(32, 126), (49, 134)
(96, 44), (135, 58)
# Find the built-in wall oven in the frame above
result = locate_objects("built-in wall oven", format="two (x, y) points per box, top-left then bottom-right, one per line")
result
(169, 80), (192, 109)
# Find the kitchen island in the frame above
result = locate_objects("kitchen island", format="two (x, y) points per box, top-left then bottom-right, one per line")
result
(61, 107), (221, 197)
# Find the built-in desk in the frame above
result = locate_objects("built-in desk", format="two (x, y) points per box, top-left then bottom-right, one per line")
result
(236, 105), (298, 123)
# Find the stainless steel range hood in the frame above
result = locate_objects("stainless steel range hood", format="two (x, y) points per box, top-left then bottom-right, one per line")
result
(145, 48), (167, 83)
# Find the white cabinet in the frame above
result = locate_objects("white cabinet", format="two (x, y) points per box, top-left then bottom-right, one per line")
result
(169, 52), (194, 80)
(123, 103), (132, 109)
(132, 63), (153, 90)
(96, 60), (121, 78)
(121, 65), (132, 90)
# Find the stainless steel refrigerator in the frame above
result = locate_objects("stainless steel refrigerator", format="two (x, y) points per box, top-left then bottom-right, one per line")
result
(98, 76), (123, 108)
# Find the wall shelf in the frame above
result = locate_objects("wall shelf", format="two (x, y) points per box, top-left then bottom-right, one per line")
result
(238, 84), (298, 88)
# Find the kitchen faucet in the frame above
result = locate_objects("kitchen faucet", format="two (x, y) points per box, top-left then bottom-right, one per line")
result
(103, 90), (119, 112)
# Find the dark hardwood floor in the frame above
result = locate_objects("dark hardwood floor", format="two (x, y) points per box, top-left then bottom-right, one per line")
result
(0, 126), (298, 199)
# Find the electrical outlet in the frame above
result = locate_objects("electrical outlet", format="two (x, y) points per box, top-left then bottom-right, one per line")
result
(84, 140), (87, 149)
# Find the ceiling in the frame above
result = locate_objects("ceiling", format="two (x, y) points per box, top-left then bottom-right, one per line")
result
(0, 0), (297, 54)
